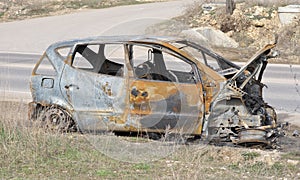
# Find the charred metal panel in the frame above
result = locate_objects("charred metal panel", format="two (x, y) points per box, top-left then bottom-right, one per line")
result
(60, 64), (127, 131)
(30, 54), (71, 110)
(237, 129), (269, 144)
(127, 80), (204, 134)
(208, 98), (262, 127)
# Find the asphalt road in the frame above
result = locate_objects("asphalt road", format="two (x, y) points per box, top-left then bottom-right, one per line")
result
(0, 52), (299, 114)
(263, 64), (300, 113)
(0, 0), (196, 53)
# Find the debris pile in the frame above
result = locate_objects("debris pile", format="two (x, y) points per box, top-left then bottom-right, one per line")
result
(175, 2), (300, 63)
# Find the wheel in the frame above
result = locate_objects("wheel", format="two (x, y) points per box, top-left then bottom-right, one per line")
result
(38, 105), (77, 133)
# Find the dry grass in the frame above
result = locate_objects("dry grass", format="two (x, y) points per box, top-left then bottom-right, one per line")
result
(0, 101), (300, 179)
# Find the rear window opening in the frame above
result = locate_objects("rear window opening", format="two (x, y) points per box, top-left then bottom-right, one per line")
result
(55, 47), (72, 60)
(72, 44), (125, 77)
(33, 54), (57, 76)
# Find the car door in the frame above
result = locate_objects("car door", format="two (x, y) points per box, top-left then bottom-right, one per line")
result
(60, 43), (128, 132)
(126, 44), (205, 135)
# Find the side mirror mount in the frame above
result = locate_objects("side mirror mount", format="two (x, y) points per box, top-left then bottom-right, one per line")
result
(267, 50), (279, 59)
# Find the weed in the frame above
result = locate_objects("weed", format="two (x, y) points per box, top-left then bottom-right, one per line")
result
(56, 145), (82, 160)
(207, 156), (214, 161)
(96, 169), (115, 177)
(282, 151), (300, 160)
(133, 163), (151, 171)
(0, 121), (22, 144)
(246, 161), (265, 174)
(271, 162), (285, 171)
(228, 163), (240, 170)
(241, 151), (260, 161)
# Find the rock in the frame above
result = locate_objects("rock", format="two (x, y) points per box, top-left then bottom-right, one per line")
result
(252, 20), (265, 27)
(287, 159), (299, 166)
(292, 130), (299, 137)
(180, 29), (211, 48)
(264, 154), (275, 166)
(210, 19), (217, 26)
(195, 26), (239, 48)
(253, 6), (265, 16)
(220, 167), (227, 170)
(0, 2), (6, 9)
(226, 30), (234, 37)
(0, 2), (8, 15)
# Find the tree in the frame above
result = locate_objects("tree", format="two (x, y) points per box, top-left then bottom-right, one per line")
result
(226, 0), (236, 15)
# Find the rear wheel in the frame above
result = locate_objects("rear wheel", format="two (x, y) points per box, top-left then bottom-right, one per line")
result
(36, 105), (77, 133)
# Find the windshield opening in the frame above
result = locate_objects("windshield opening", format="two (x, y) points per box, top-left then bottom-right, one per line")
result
(171, 41), (240, 76)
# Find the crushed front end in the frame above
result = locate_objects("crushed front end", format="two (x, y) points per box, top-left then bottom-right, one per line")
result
(203, 44), (283, 148)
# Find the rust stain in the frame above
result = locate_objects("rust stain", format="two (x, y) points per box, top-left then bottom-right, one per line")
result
(102, 82), (112, 96)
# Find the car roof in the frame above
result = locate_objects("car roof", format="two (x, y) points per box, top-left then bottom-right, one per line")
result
(45, 35), (226, 83)
(48, 35), (183, 49)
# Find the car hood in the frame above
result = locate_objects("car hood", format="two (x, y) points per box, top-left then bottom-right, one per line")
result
(230, 43), (277, 83)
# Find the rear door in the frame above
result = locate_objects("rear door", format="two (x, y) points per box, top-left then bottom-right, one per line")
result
(127, 44), (204, 134)
(60, 43), (128, 132)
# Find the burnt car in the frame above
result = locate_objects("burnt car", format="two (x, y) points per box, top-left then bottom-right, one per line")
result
(29, 36), (281, 146)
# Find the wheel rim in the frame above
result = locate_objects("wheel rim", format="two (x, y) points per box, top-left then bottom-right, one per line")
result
(39, 106), (74, 132)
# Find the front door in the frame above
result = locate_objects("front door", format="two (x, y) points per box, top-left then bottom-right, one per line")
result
(126, 44), (204, 134)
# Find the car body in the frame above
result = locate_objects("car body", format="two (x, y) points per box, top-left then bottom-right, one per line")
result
(28, 35), (280, 146)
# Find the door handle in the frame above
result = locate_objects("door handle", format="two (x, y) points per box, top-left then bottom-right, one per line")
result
(65, 84), (79, 90)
